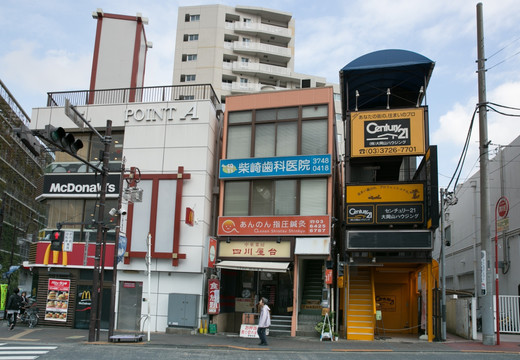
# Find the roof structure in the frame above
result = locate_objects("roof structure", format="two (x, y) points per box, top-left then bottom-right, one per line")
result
(340, 49), (435, 113)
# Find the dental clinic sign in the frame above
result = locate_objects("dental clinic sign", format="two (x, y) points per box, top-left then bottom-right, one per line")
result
(41, 173), (121, 199)
(219, 154), (332, 179)
(350, 107), (427, 157)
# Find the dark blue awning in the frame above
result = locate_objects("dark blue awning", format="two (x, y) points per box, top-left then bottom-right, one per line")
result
(340, 49), (435, 112)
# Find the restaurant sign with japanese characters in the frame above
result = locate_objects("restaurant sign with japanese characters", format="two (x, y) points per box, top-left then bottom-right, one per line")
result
(219, 240), (291, 260)
(219, 154), (331, 179)
(218, 215), (330, 236)
(350, 107), (427, 158)
(346, 183), (424, 226)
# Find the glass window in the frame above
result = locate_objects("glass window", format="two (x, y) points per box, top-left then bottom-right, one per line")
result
(300, 178), (327, 215)
(254, 124), (275, 157)
(190, 14), (200, 21)
(302, 105), (328, 118)
(302, 119), (327, 155)
(275, 180), (297, 215)
(228, 111), (252, 124)
(251, 180), (273, 215)
(278, 107), (298, 120)
(256, 109), (276, 122)
(227, 126), (251, 159)
(224, 182), (249, 215)
(276, 122), (297, 156)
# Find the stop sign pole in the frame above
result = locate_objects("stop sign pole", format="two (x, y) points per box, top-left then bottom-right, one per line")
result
(494, 196), (509, 345)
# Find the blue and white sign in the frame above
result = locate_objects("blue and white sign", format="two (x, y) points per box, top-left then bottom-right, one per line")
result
(117, 235), (127, 264)
(219, 154), (332, 179)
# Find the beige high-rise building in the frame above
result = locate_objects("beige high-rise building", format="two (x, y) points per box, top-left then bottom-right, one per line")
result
(172, 5), (332, 104)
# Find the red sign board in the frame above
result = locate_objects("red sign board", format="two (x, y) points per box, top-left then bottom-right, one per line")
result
(325, 269), (333, 285)
(217, 215), (330, 236)
(208, 279), (220, 315)
(497, 197), (509, 218)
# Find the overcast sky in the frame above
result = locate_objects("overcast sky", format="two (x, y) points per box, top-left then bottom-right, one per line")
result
(1, 0), (519, 191)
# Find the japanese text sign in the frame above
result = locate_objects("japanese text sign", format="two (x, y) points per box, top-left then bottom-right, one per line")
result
(208, 279), (220, 315)
(219, 240), (291, 259)
(350, 108), (426, 157)
(219, 154), (332, 179)
(218, 215), (330, 236)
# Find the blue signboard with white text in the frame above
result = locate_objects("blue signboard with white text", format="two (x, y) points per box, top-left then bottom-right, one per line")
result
(219, 154), (332, 179)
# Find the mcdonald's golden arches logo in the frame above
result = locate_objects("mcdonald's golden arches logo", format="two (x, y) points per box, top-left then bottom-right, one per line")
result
(80, 291), (91, 300)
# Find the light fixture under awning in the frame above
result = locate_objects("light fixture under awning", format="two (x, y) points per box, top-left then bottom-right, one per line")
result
(216, 261), (290, 273)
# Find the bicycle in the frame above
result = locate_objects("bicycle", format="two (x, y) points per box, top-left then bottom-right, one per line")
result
(19, 300), (39, 328)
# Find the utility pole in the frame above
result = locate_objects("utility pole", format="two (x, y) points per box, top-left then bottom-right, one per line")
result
(108, 159), (126, 340)
(476, 2), (494, 346)
(88, 120), (112, 342)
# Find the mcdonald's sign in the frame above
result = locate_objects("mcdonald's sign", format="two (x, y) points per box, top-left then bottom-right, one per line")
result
(80, 291), (91, 300)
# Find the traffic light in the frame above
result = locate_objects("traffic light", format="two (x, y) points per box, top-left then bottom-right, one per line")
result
(45, 124), (84, 154)
(13, 125), (41, 156)
(50, 230), (63, 251)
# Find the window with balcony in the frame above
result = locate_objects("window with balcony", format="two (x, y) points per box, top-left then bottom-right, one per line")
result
(182, 54), (198, 62)
(241, 57), (249, 63)
(183, 34), (199, 42)
(185, 14), (200, 22)
(223, 178), (327, 216)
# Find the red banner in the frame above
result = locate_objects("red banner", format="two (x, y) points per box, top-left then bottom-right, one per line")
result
(217, 215), (330, 236)
(325, 269), (333, 285)
(208, 279), (220, 315)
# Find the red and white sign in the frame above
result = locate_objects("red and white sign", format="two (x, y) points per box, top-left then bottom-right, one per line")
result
(325, 269), (333, 285)
(45, 279), (70, 322)
(239, 324), (269, 338)
(218, 215), (330, 236)
(497, 197), (509, 219)
(208, 237), (217, 268)
(208, 279), (220, 315)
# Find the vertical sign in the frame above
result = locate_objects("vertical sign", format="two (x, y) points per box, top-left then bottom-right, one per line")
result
(45, 279), (70, 322)
(208, 279), (220, 315)
(208, 237), (217, 268)
(480, 251), (487, 295)
(63, 231), (74, 252)
(325, 269), (333, 285)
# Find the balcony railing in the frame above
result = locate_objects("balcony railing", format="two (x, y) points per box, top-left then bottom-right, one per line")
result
(233, 22), (291, 43)
(233, 41), (291, 61)
(47, 84), (220, 109)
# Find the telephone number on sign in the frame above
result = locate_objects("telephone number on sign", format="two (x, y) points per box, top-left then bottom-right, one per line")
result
(360, 146), (417, 155)
(312, 165), (330, 172)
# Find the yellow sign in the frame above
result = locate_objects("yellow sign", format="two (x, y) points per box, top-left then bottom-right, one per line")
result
(347, 183), (424, 203)
(219, 240), (291, 259)
(81, 291), (91, 300)
(350, 107), (426, 157)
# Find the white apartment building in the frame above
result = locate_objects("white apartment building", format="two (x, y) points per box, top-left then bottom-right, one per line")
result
(172, 4), (344, 156)
(173, 5), (329, 102)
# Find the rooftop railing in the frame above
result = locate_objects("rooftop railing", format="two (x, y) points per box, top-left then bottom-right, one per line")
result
(47, 84), (220, 109)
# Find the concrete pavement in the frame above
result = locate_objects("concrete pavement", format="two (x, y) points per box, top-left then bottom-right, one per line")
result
(1, 323), (519, 354)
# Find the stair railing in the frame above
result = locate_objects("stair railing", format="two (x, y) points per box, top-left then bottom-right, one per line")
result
(371, 268), (376, 332)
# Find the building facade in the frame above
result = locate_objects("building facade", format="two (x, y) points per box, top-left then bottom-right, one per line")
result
(0, 79), (49, 297)
(340, 50), (439, 341)
(172, 5), (330, 104)
(25, 11), (221, 332)
(433, 136), (520, 298)
(214, 87), (342, 337)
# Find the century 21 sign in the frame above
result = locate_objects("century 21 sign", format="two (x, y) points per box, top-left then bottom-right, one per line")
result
(350, 107), (427, 157)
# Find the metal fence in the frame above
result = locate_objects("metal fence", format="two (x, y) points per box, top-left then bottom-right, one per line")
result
(47, 84), (220, 109)
(497, 295), (520, 334)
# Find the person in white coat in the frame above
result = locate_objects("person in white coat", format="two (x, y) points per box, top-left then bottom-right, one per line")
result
(257, 297), (271, 346)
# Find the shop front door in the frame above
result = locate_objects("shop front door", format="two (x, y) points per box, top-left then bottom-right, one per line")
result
(117, 281), (143, 331)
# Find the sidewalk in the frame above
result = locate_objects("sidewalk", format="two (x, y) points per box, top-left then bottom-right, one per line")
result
(3, 324), (519, 354)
